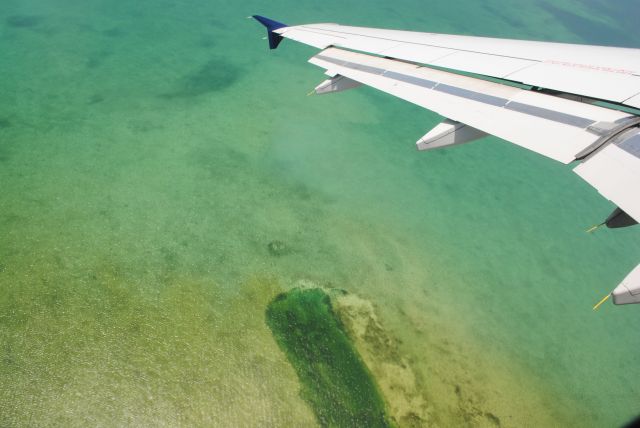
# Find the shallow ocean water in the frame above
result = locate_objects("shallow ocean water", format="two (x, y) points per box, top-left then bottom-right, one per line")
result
(1, 0), (639, 426)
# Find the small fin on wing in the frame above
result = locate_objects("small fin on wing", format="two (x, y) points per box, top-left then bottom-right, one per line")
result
(313, 75), (362, 95)
(252, 15), (287, 49)
(416, 119), (487, 151)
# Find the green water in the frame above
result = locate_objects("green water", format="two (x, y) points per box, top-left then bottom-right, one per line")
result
(266, 288), (391, 427)
(1, 0), (639, 426)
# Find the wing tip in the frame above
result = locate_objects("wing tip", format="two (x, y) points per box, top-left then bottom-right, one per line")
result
(252, 15), (287, 30)
(252, 15), (288, 49)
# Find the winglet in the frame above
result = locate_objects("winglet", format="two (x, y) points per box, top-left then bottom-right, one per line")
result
(252, 15), (287, 49)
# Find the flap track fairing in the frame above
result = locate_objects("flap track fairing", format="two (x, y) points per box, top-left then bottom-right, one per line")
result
(313, 75), (362, 95)
(416, 119), (487, 151)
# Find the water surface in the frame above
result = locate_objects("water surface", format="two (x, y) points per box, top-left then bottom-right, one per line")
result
(1, 0), (639, 426)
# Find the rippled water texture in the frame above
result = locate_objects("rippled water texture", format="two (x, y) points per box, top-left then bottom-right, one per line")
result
(1, 0), (639, 426)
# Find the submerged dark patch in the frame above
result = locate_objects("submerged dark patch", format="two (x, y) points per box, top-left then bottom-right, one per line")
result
(86, 50), (112, 69)
(267, 240), (289, 257)
(485, 411), (502, 427)
(103, 27), (125, 38)
(162, 58), (241, 98)
(266, 288), (392, 427)
(189, 143), (249, 178)
(87, 94), (105, 105)
(199, 36), (216, 48)
(582, 0), (640, 45)
(481, 4), (525, 29)
(0, 118), (11, 129)
(6, 15), (42, 29)
(541, 3), (634, 47)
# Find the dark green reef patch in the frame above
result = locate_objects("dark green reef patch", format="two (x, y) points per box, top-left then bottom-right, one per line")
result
(266, 288), (392, 428)
(267, 240), (289, 257)
(540, 2), (632, 47)
(161, 58), (241, 99)
(102, 27), (125, 38)
(6, 15), (43, 29)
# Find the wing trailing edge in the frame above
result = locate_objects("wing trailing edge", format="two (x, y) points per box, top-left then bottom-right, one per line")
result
(308, 47), (633, 164)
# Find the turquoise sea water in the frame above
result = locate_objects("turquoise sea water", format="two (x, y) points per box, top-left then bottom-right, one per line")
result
(1, 0), (639, 426)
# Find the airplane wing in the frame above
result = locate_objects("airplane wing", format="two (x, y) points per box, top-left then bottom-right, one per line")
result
(252, 16), (640, 307)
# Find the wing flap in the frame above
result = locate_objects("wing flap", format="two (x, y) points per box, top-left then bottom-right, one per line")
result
(574, 130), (640, 223)
(625, 93), (640, 109)
(309, 48), (632, 163)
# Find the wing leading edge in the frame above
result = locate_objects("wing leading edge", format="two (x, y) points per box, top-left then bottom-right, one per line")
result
(252, 16), (640, 306)
(263, 19), (640, 108)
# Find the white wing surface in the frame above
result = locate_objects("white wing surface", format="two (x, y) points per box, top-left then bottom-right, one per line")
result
(253, 16), (640, 306)
(309, 47), (633, 164)
(575, 129), (640, 224)
(275, 22), (640, 108)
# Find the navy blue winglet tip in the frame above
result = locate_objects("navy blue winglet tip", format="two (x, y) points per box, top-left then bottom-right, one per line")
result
(252, 15), (287, 49)
(252, 15), (287, 31)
